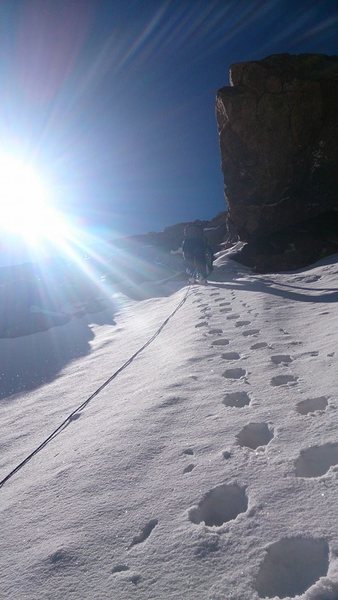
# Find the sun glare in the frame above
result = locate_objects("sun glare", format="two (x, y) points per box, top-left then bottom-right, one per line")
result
(0, 152), (66, 243)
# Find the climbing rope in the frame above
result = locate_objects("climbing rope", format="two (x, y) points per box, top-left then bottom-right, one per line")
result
(0, 285), (191, 489)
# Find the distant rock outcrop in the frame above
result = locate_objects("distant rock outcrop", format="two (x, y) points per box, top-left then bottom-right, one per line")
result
(216, 53), (338, 270)
(125, 212), (228, 252)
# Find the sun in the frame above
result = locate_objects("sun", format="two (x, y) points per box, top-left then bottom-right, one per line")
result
(0, 152), (66, 244)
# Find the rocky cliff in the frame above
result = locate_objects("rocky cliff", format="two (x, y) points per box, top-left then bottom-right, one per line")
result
(216, 53), (338, 270)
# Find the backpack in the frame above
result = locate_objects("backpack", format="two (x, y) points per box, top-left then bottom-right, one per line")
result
(184, 223), (203, 240)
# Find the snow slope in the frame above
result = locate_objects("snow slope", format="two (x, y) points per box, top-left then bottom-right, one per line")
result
(2, 252), (338, 600)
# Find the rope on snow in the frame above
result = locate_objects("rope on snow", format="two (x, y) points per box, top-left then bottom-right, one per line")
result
(0, 285), (191, 489)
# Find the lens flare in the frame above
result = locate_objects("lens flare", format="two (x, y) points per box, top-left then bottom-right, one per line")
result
(0, 152), (68, 244)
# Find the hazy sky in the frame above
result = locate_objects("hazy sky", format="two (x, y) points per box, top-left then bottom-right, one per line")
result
(0, 0), (338, 237)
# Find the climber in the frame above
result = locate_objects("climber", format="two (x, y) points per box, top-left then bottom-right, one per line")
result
(182, 223), (209, 284)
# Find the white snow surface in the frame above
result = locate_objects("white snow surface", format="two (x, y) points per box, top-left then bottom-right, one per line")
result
(2, 251), (338, 600)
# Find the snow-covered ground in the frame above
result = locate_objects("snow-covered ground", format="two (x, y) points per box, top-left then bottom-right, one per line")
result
(2, 251), (338, 600)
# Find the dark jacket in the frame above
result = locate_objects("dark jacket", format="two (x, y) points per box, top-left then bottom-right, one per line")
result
(182, 237), (207, 259)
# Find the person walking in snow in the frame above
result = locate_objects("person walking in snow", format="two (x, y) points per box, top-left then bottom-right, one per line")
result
(224, 213), (239, 248)
(205, 244), (214, 274)
(182, 223), (209, 284)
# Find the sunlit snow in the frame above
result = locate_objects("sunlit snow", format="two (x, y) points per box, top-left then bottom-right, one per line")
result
(1, 250), (338, 599)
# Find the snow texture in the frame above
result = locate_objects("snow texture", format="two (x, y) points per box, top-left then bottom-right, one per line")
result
(2, 251), (338, 599)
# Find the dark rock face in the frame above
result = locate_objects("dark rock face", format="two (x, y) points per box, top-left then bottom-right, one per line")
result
(228, 211), (338, 272)
(216, 54), (338, 249)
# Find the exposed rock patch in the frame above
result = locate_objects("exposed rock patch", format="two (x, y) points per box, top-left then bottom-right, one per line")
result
(216, 53), (338, 271)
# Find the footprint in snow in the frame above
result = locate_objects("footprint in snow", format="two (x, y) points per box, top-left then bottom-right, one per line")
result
(223, 391), (251, 408)
(223, 367), (246, 380)
(270, 354), (293, 365)
(295, 442), (338, 477)
(227, 314), (240, 320)
(242, 329), (260, 337)
(270, 374), (298, 386)
(130, 519), (158, 548)
(296, 396), (328, 416)
(183, 464), (196, 474)
(221, 352), (241, 360)
(219, 301), (231, 306)
(112, 565), (130, 574)
(220, 308), (232, 313)
(183, 448), (194, 455)
(235, 320), (251, 327)
(251, 342), (268, 350)
(210, 293), (220, 297)
(255, 537), (329, 599)
(195, 321), (208, 328)
(208, 328), (223, 335)
(236, 422), (274, 450)
(188, 483), (248, 526)
(211, 338), (230, 346)
(48, 548), (77, 567)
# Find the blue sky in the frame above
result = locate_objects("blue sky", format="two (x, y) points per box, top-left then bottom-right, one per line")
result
(0, 0), (338, 237)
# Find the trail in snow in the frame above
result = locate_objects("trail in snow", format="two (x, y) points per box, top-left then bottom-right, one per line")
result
(1, 252), (338, 599)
